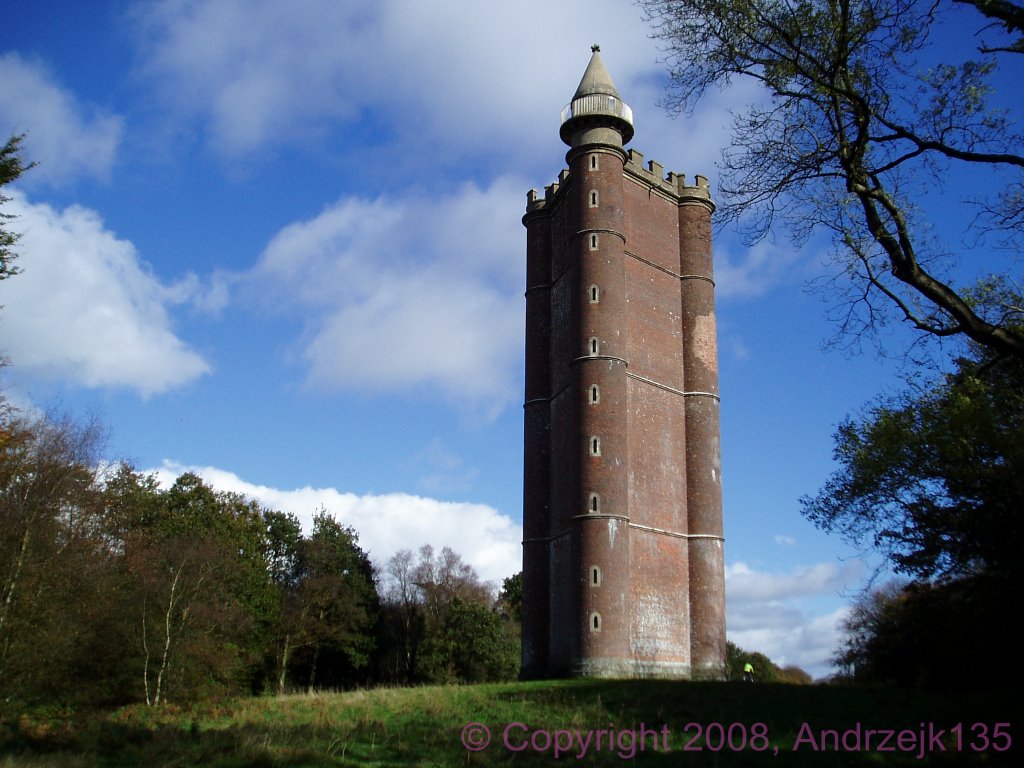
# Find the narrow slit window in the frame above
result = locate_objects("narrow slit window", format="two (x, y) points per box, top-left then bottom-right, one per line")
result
(590, 612), (602, 631)
(589, 385), (600, 404)
(589, 190), (599, 207)
(589, 285), (599, 303)
(590, 154), (598, 170)
(589, 493), (600, 513)
(590, 233), (598, 250)
(591, 566), (601, 586)
(590, 337), (599, 355)
(590, 436), (601, 456)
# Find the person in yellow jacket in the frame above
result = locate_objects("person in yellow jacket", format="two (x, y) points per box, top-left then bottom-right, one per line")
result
(743, 662), (754, 683)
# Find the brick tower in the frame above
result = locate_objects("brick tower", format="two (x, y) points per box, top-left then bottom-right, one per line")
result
(520, 46), (726, 679)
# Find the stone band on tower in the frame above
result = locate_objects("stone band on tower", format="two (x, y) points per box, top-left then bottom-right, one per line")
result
(521, 46), (726, 679)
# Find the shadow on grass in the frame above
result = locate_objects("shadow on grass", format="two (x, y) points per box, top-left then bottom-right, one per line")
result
(2, 680), (1019, 766)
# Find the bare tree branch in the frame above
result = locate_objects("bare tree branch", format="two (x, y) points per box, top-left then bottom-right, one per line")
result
(641, 0), (1024, 359)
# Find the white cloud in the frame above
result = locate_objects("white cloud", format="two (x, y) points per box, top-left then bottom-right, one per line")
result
(0, 192), (210, 395)
(367, 1), (655, 151)
(132, 0), (370, 155)
(130, 0), (664, 161)
(729, 606), (849, 678)
(774, 534), (797, 547)
(152, 460), (521, 585)
(726, 560), (863, 601)
(726, 560), (865, 678)
(246, 178), (525, 414)
(714, 237), (806, 299)
(0, 53), (123, 186)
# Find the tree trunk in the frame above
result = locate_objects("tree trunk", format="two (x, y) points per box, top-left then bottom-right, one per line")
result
(154, 566), (183, 706)
(0, 521), (32, 683)
(277, 633), (291, 695)
(307, 641), (319, 695)
(306, 605), (325, 694)
(142, 600), (151, 706)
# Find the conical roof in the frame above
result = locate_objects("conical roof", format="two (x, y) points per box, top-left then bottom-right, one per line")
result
(572, 45), (621, 100)
(560, 45), (633, 147)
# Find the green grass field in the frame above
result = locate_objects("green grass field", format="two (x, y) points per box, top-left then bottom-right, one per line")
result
(1, 679), (1018, 766)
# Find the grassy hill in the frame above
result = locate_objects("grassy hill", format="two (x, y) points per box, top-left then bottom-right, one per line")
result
(2, 679), (1018, 766)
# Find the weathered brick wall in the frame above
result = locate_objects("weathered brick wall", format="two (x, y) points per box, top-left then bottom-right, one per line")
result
(621, 168), (693, 673)
(521, 145), (724, 680)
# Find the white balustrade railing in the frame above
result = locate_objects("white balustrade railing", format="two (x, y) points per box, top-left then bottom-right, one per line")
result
(560, 94), (633, 126)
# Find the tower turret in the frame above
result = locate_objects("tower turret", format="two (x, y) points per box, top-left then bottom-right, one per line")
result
(559, 45), (634, 149)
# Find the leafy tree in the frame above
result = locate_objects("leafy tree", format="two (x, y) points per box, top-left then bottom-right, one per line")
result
(498, 571), (523, 622)
(1, 134), (34, 283)
(413, 544), (492, 623)
(263, 508), (303, 587)
(412, 546), (516, 683)
(111, 470), (277, 703)
(726, 641), (779, 683)
(420, 597), (518, 683)
(801, 348), (1023, 582)
(725, 641), (813, 683)
(1, 405), (389, 704)
(640, 0), (1024, 359)
(777, 665), (814, 685)
(261, 507), (303, 693)
(287, 511), (378, 692)
(806, 343), (1022, 689)
(835, 576), (1020, 688)
(0, 409), (111, 702)
(378, 548), (424, 684)
(125, 532), (248, 705)
(378, 545), (516, 684)
(833, 580), (906, 682)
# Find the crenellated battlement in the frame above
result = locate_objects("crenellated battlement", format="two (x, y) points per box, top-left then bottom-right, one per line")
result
(527, 149), (713, 215)
(525, 188), (545, 213)
(525, 168), (572, 214)
(624, 149), (712, 204)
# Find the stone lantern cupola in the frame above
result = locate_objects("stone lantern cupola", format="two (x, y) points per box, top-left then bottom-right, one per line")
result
(559, 45), (634, 149)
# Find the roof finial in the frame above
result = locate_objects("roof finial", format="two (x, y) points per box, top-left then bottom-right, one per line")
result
(591, 44), (600, 53)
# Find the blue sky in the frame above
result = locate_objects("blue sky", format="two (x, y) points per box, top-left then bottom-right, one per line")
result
(0, 0), (946, 679)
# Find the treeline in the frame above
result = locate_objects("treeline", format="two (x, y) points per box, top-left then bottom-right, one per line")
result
(805, 346), (1024, 690)
(726, 642), (812, 685)
(0, 404), (519, 708)
(833, 576), (1020, 690)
